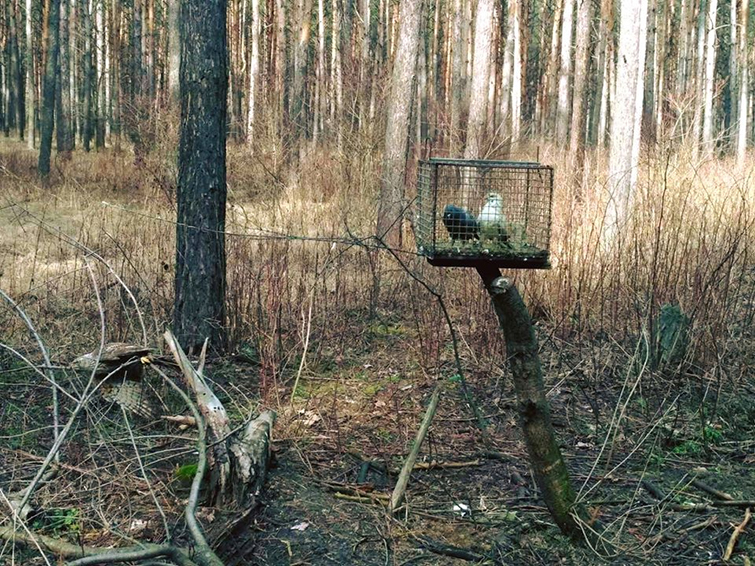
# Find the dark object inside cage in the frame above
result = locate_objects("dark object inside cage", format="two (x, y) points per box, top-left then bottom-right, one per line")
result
(416, 158), (554, 269)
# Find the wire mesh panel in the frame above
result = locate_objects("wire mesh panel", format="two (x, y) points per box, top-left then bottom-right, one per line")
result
(416, 158), (553, 268)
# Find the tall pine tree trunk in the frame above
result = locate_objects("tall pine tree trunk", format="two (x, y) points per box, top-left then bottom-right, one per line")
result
(292, 0), (313, 152)
(555, 0), (574, 144)
(9, 0), (26, 139)
(56, 0), (72, 157)
(167, 0), (179, 104)
(449, 0), (465, 152)
(701, 0), (718, 158)
(736, 0), (750, 165)
(246, 0), (260, 145)
(81, 0), (92, 151)
(691, 0), (707, 158)
(330, 0), (343, 148)
(38, 0), (61, 177)
(375, 0), (423, 247)
(464, 0), (493, 159)
(25, 0), (34, 148)
(175, 0), (228, 351)
(569, 0), (591, 160)
(606, 0), (648, 236)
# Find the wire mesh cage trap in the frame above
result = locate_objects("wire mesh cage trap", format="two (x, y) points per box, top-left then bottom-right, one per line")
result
(416, 158), (554, 269)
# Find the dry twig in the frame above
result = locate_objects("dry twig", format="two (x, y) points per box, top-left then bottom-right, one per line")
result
(723, 507), (751, 561)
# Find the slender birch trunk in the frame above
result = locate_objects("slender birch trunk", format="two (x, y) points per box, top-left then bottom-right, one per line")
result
(464, 0), (494, 159)
(555, 0), (574, 144)
(312, 0), (325, 145)
(606, 0), (648, 235)
(168, 0), (179, 104)
(25, 0), (33, 147)
(246, 0), (260, 145)
(701, 0), (718, 158)
(736, 0), (750, 165)
(330, 0), (343, 147)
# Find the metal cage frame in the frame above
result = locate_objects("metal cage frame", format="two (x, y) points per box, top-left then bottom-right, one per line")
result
(416, 157), (554, 269)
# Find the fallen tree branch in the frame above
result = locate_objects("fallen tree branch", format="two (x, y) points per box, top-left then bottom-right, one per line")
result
(723, 507), (751, 561)
(0, 525), (197, 566)
(691, 479), (734, 501)
(643, 480), (755, 512)
(390, 385), (441, 512)
(414, 535), (485, 562)
(148, 364), (223, 566)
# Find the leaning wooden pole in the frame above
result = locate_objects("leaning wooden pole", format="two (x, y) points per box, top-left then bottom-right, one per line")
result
(477, 267), (580, 538)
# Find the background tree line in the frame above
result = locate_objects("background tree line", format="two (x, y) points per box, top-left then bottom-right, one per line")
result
(0, 0), (752, 168)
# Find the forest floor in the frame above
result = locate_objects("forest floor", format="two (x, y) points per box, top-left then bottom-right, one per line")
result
(1, 139), (754, 565)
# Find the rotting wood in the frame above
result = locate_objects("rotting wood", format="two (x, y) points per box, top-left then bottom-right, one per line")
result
(229, 410), (276, 509)
(165, 331), (232, 502)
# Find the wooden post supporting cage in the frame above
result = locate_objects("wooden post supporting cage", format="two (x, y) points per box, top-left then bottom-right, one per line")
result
(412, 157), (585, 540)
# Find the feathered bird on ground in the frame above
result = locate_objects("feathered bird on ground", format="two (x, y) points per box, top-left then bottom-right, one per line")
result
(478, 192), (508, 242)
(442, 204), (480, 244)
(72, 343), (158, 419)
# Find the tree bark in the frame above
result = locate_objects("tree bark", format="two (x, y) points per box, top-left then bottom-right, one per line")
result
(449, 0), (465, 152)
(56, 0), (72, 156)
(510, 0), (521, 143)
(175, 0), (228, 352)
(477, 269), (580, 539)
(542, 0), (562, 137)
(463, 0), (494, 159)
(312, 0), (325, 144)
(9, 0), (26, 139)
(590, 0), (611, 146)
(500, 0), (521, 144)
(691, 0), (707, 158)
(167, 0), (179, 104)
(606, 0), (647, 236)
(274, 0), (286, 131)
(330, 0), (343, 147)
(736, 0), (750, 165)
(24, 0), (34, 148)
(701, 0), (718, 158)
(555, 0), (574, 145)
(81, 0), (92, 151)
(375, 0), (423, 248)
(37, 0), (60, 177)
(569, 0), (591, 159)
(292, 0), (314, 150)
(94, 0), (105, 148)
(246, 0), (261, 145)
